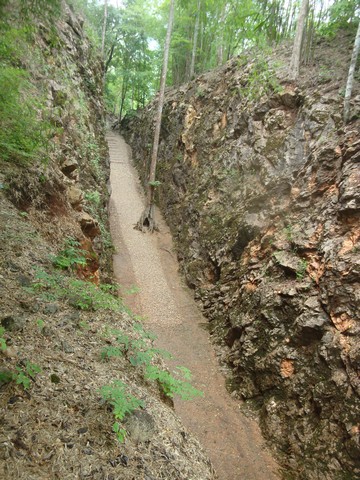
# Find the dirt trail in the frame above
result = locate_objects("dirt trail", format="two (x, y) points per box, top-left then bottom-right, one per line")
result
(108, 131), (280, 480)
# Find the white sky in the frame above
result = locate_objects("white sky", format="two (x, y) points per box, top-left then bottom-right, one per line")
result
(108, 0), (124, 6)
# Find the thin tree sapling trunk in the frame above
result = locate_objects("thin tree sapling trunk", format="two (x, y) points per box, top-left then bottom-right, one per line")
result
(101, 0), (108, 57)
(136, 0), (175, 232)
(189, 0), (200, 80)
(289, 0), (309, 80)
(344, 20), (360, 123)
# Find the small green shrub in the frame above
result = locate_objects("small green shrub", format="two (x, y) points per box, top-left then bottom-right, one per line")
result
(133, 321), (157, 341)
(145, 365), (203, 400)
(100, 381), (145, 442)
(0, 326), (7, 351)
(84, 190), (101, 206)
(14, 362), (41, 389)
(148, 180), (161, 187)
(51, 238), (87, 270)
(68, 279), (122, 311)
(101, 345), (124, 360)
(0, 370), (13, 385)
(129, 347), (157, 367)
(28, 268), (123, 312)
(243, 56), (282, 102)
(29, 269), (62, 301)
(36, 318), (45, 332)
(101, 326), (170, 366)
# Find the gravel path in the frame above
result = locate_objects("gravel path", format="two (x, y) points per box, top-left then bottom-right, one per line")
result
(108, 131), (280, 480)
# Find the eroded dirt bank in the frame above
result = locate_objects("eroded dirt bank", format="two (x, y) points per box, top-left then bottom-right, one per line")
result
(0, 3), (215, 479)
(108, 131), (280, 480)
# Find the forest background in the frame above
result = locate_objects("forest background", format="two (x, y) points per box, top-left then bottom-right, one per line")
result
(73, 0), (359, 121)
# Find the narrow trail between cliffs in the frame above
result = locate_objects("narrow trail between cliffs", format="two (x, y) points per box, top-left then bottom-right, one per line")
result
(108, 131), (280, 480)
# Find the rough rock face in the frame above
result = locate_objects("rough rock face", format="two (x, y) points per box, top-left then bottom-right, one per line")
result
(3, 0), (110, 278)
(121, 42), (360, 479)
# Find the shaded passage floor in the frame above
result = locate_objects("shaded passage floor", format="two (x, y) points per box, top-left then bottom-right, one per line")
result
(108, 131), (280, 480)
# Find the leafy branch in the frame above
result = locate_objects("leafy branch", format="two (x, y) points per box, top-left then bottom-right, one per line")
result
(100, 381), (145, 442)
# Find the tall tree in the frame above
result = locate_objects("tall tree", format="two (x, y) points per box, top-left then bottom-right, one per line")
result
(289, 0), (309, 80)
(189, 0), (200, 79)
(136, 0), (176, 232)
(101, 0), (108, 57)
(344, 19), (360, 123)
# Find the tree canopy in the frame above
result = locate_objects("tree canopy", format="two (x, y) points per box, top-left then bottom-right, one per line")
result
(72, 0), (359, 119)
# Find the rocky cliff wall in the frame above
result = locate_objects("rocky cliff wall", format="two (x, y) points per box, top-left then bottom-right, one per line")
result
(2, 0), (110, 279)
(121, 41), (360, 479)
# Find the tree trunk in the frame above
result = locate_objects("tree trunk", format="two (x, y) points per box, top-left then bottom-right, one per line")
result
(105, 43), (115, 73)
(189, 0), (200, 80)
(304, 5), (315, 65)
(217, 4), (226, 66)
(136, 0), (175, 232)
(289, 0), (308, 80)
(119, 76), (129, 122)
(344, 20), (360, 123)
(101, 0), (108, 57)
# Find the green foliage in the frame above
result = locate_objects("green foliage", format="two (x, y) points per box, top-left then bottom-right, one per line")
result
(129, 345), (163, 367)
(36, 318), (45, 332)
(18, 0), (61, 19)
(84, 190), (101, 206)
(133, 321), (157, 341)
(0, 370), (13, 385)
(145, 365), (204, 400)
(99, 303), (202, 443)
(28, 268), (123, 312)
(51, 238), (87, 270)
(14, 361), (41, 390)
(101, 345), (124, 360)
(242, 56), (282, 102)
(296, 259), (308, 280)
(72, 0), (359, 116)
(30, 269), (62, 299)
(101, 325), (168, 365)
(0, 326), (7, 351)
(69, 279), (122, 311)
(0, 6), (57, 166)
(148, 180), (162, 187)
(0, 66), (51, 165)
(78, 320), (90, 331)
(319, 0), (359, 37)
(100, 381), (145, 442)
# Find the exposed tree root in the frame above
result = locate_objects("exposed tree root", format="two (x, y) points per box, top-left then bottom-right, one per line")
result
(135, 204), (159, 233)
